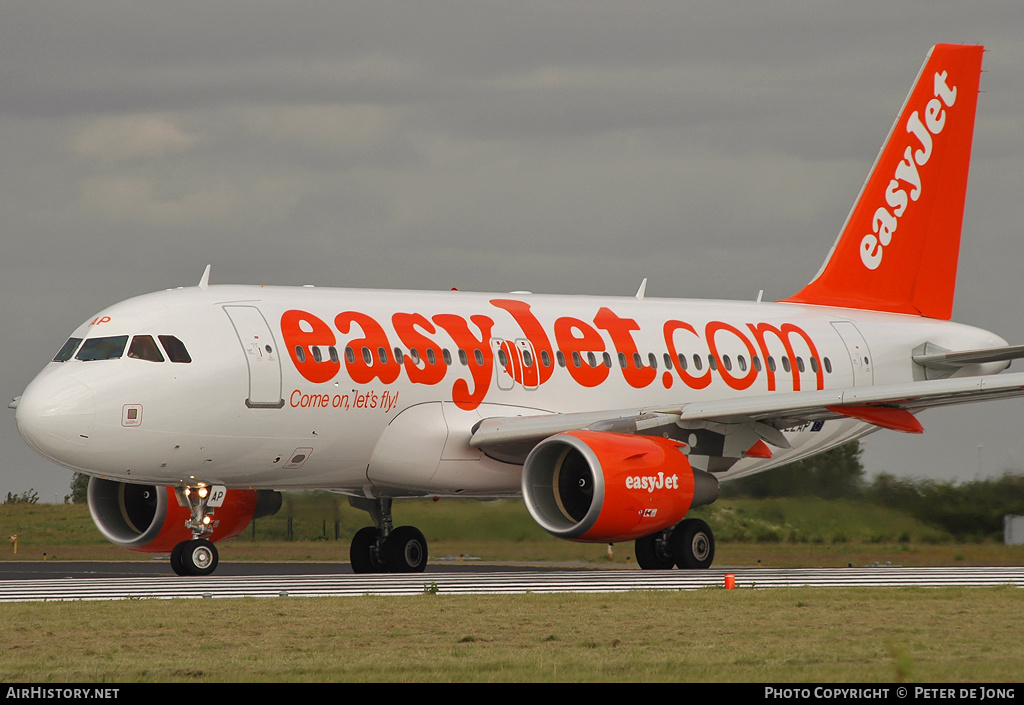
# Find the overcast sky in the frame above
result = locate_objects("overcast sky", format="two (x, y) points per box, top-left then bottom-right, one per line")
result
(4, 2), (1024, 502)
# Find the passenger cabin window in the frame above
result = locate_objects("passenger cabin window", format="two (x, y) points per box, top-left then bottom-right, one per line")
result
(53, 337), (83, 363)
(158, 335), (192, 363)
(128, 335), (165, 362)
(76, 335), (129, 362)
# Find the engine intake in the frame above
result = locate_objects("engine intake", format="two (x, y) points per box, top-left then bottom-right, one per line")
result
(522, 431), (719, 542)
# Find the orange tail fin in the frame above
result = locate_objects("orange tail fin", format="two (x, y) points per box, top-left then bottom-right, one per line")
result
(783, 44), (984, 320)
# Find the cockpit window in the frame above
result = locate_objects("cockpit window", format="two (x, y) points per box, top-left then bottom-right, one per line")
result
(158, 335), (192, 363)
(53, 337), (83, 363)
(127, 335), (165, 362)
(75, 335), (129, 362)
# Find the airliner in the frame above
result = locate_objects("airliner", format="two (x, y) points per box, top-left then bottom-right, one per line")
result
(13, 44), (1024, 576)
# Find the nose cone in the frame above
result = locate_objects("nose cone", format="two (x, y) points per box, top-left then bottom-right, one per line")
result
(16, 371), (95, 468)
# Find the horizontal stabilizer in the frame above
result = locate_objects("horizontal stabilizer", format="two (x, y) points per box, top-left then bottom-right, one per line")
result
(913, 344), (1024, 370)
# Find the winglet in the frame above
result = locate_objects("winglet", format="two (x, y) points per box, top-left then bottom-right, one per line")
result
(783, 44), (984, 320)
(198, 265), (211, 290)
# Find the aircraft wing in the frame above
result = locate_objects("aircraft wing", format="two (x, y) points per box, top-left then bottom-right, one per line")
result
(469, 372), (1024, 462)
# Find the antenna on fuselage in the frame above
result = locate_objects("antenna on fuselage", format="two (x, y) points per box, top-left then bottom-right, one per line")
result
(635, 278), (648, 301)
(198, 265), (211, 290)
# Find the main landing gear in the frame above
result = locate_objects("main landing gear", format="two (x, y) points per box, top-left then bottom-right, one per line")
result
(348, 497), (428, 574)
(170, 485), (220, 576)
(634, 518), (715, 570)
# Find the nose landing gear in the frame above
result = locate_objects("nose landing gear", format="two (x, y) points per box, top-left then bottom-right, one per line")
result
(170, 485), (221, 576)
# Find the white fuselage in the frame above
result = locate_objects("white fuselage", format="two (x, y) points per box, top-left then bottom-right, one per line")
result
(15, 284), (1009, 497)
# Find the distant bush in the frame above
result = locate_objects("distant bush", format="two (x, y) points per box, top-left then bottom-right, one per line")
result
(866, 473), (1024, 541)
(68, 473), (88, 504)
(724, 442), (866, 499)
(3, 489), (39, 504)
(721, 441), (1024, 541)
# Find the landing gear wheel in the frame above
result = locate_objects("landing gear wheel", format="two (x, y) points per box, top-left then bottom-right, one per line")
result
(634, 531), (675, 570)
(384, 526), (428, 573)
(671, 518), (715, 570)
(170, 543), (187, 576)
(179, 539), (219, 576)
(350, 526), (387, 574)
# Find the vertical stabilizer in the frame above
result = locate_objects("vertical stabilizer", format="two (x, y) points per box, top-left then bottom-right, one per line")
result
(783, 44), (984, 319)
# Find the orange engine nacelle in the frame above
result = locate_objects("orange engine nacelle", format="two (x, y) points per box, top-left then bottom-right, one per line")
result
(522, 431), (719, 542)
(87, 477), (282, 552)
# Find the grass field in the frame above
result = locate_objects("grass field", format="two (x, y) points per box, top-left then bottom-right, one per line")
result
(1, 587), (1022, 682)
(2, 497), (1023, 683)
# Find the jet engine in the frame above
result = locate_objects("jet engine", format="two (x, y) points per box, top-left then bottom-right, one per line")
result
(522, 430), (719, 542)
(87, 477), (282, 552)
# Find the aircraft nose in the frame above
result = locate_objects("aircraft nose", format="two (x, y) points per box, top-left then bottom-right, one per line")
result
(16, 373), (95, 466)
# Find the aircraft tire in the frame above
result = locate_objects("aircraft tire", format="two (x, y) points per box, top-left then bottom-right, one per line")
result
(182, 539), (219, 576)
(384, 526), (428, 573)
(170, 542), (187, 576)
(671, 519), (715, 570)
(350, 526), (386, 574)
(634, 532), (675, 570)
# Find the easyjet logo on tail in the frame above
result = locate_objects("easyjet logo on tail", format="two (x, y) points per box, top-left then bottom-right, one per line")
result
(860, 70), (959, 270)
